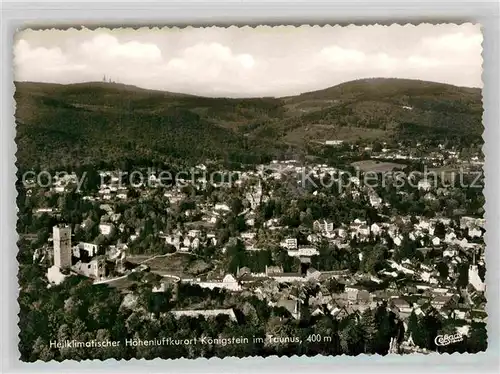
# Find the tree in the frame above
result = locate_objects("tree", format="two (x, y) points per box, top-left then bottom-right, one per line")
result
(230, 197), (243, 215)
(360, 243), (385, 274)
(434, 221), (446, 238)
(467, 323), (487, 353)
(436, 261), (449, 279)
(361, 309), (377, 353)
(456, 263), (469, 288)
(31, 337), (55, 362)
(407, 310), (425, 348)
(339, 316), (364, 355)
(372, 142), (383, 153)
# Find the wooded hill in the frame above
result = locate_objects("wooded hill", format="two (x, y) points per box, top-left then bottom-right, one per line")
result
(15, 78), (483, 169)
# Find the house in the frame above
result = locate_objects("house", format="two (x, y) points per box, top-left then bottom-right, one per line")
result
(190, 237), (201, 249)
(390, 298), (412, 318)
(99, 204), (114, 214)
(171, 235), (182, 249)
(371, 223), (382, 236)
(418, 180), (432, 191)
(369, 194), (382, 207)
(468, 265), (485, 292)
(281, 238), (298, 250)
(311, 307), (324, 317)
(214, 203), (231, 212)
(334, 228), (347, 238)
(468, 226), (482, 238)
(444, 231), (457, 243)
(325, 140), (343, 146)
(265, 265), (284, 276)
(188, 229), (201, 238)
(110, 213), (121, 223)
(244, 243), (263, 252)
(417, 219), (431, 231)
(358, 225), (370, 237)
(331, 305), (359, 320)
(345, 285), (371, 303)
(313, 220), (334, 233)
(431, 295), (452, 310)
(306, 267), (321, 281)
(307, 233), (321, 243)
(393, 236), (403, 246)
(241, 232), (257, 240)
(98, 223), (113, 236)
(75, 242), (99, 258)
(276, 298), (301, 319)
(287, 246), (319, 257)
(443, 249), (457, 258)
(432, 237), (441, 246)
(271, 273), (305, 284)
(460, 216), (485, 230)
(185, 274), (241, 292)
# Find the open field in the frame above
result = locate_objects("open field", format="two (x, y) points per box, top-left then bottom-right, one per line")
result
(127, 252), (208, 278)
(351, 160), (407, 173)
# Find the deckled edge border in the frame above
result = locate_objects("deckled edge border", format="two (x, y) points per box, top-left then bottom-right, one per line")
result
(7, 23), (494, 368)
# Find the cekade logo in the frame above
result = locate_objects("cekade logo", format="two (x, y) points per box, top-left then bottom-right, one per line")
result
(434, 333), (464, 346)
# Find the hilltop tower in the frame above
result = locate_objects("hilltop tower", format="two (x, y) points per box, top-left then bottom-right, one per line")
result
(53, 225), (72, 270)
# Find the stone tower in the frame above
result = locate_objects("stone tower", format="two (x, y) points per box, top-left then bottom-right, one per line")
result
(53, 225), (72, 270)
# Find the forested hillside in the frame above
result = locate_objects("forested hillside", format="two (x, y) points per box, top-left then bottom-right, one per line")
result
(15, 78), (483, 170)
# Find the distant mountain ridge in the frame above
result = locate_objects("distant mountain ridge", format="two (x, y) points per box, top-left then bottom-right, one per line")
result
(14, 78), (483, 169)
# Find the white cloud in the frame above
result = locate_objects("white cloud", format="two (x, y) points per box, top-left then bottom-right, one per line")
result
(161, 42), (258, 93)
(238, 54), (255, 69)
(165, 43), (256, 76)
(13, 25), (483, 97)
(14, 39), (66, 68)
(421, 32), (482, 54)
(80, 34), (162, 62)
(14, 39), (88, 81)
(407, 55), (441, 68)
(319, 46), (366, 66)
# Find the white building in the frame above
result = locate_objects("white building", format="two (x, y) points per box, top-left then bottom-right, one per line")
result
(468, 265), (485, 292)
(99, 223), (113, 236)
(185, 274), (241, 292)
(281, 238), (298, 250)
(371, 223), (382, 236)
(214, 203), (231, 212)
(468, 226), (482, 238)
(418, 180), (432, 191)
(287, 246), (319, 257)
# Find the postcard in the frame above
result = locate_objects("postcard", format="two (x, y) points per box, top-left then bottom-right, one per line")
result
(14, 24), (486, 361)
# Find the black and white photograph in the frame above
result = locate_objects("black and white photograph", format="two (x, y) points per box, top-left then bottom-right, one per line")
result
(14, 24), (486, 362)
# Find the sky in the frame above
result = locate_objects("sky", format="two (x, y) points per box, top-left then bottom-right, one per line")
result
(13, 24), (482, 98)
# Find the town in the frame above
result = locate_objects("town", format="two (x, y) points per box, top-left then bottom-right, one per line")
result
(19, 140), (486, 357)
